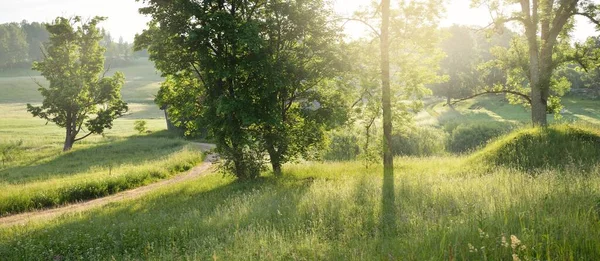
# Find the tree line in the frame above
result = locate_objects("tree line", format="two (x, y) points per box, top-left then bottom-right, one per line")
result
(0, 20), (147, 71)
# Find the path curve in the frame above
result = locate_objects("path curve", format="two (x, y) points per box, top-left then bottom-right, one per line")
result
(0, 143), (217, 228)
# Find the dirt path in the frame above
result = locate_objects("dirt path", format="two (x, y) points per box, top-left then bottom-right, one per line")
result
(0, 143), (217, 228)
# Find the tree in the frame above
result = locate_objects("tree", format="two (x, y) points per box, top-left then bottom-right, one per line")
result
(381, 0), (393, 170)
(433, 25), (480, 105)
(0, 23), (29, 69)
(20, 20), (49, 62)
(347, 0), (443, 170)
(136, 0), (348, 179)
(472, 0), (600, 126)
(27, 17), (128, 151)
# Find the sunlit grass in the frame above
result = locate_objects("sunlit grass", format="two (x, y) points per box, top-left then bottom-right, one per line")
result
(1, 157), (599, 260)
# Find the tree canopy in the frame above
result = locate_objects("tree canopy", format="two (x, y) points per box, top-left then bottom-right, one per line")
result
(471, 0), (600, 125)
(27, 16), (128, 151)
(136, 0), (349, 178)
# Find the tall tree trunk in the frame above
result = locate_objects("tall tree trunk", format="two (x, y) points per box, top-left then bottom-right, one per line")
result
(525, 26), (547, 126)
(380, 0), (393, 170)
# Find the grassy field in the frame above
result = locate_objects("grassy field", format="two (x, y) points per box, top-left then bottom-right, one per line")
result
(1, 156), (599, 260)
(0, 59), (206, 216)
(417, 95), (600, 127)
(2, 60), (600, 259)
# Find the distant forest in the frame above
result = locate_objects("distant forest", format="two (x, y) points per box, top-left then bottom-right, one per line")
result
(0, 20), (148, 71)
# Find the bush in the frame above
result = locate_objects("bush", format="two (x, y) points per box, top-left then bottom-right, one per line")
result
(391, 126), (446, 156)
(447, 123), (515, 153)
(323, 132), (361, 161)
(134, 120), (148, 134)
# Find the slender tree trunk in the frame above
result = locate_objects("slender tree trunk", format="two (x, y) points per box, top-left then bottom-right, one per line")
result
(380, 0), (393, 170)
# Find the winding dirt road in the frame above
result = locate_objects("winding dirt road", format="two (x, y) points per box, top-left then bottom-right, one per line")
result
(0, 143), (216, 228)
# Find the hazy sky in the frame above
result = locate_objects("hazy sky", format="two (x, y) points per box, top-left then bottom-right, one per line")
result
(0, 0), (597, 42)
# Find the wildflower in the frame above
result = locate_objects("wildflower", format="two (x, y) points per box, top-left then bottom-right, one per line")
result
(501, 234), (509, 248)
(468, 243), (478, 253)
(478, 228), (489, 238)
(512, 253), (521, 261)
(510, 235), (521, 250)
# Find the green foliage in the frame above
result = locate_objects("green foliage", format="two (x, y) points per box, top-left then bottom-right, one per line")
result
(101, 30), (134, 67)
(322, 131), (361, 161)
(133, 120), (148, 134)
(0, 22), (29, 70)
(136, 0), (348, 178)
(473, 0), (600, 125)
(476, 124), (600, 171)
(391, 126), (447, 156)
(27, 16), (128, 151)
(447, 122), (515, 153)
(431, 25), (480, 102)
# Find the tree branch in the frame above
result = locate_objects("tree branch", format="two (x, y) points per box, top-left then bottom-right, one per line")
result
(190, 62), (206, 86)
(335, 18), (380, 37)
(448, 90), (532, 106)
(74, 131), (94, 142)
(574, 12), (600, 27)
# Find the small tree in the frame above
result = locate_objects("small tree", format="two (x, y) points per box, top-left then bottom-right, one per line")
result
(27, 17), (128, 151)
(134, 120), (148, 134)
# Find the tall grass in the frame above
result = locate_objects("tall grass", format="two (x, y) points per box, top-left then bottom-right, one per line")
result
(0, 135), (204, 216)
(475, 124), (600, 171)
(1, 158), (599, 260)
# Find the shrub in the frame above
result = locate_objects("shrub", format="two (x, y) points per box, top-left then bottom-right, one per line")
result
(134, 120), (148, 134)
(391, 126), (447, 156)
(447, 123), (515, 153)
(323, 132), (361, 161)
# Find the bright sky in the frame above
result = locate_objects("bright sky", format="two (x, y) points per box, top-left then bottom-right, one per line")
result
(0, 0), (597, 43)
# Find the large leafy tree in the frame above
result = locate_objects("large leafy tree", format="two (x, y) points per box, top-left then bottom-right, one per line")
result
(136, 0), (348, 179)
(27, 17), (128, 151)
(473, 0), (600, 125)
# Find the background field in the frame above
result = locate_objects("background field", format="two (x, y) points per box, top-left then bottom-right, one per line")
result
(0, 59), (205, 215)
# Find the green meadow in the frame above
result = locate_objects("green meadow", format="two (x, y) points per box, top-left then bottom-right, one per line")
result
(0, 59), (204, 215)
(2, 59), (600, 260)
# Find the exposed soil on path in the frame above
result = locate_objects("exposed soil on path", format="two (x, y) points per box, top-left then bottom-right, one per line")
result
(0, 143), (217, 228)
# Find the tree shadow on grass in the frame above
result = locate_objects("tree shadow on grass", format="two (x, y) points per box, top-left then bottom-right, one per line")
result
(0, 131), (190, 184)
(0, 174), (313, 260)
(379, 167), (398, 258)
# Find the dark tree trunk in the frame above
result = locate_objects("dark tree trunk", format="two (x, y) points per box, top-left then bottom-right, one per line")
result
(380, 0), (393, 170)
(63, 126), (75, 151)
(271, 160), (282, 176)
(266, 141), (283, 176)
